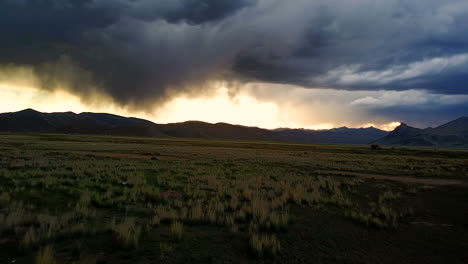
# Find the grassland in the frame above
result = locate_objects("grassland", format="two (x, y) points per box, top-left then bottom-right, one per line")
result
(1, 133), (468, 263)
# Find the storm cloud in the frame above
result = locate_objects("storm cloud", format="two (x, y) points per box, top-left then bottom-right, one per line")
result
(1, 0), (468, 111)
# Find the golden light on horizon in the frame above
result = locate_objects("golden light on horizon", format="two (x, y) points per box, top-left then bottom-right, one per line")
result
(0, 83), (337, 129)
(362, 122), (401, 131)
(0, 82), (401, 131)
(0, 83), (157, 121)
(0, 83), (89, 114)
(381, 122), (402, 131)
(153, 88), (280, 128)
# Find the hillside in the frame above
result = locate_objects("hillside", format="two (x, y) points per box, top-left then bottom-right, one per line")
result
(373, 117), (468, 147)
(275, 126), (388, 145)
(0, 109), (162, 137)
(0, 109), (388, 145)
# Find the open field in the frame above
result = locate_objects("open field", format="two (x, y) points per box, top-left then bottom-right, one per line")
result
(1, 133), (468, 263)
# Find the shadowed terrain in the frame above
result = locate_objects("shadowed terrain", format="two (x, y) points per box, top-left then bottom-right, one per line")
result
(374, 118), (468, 147)
(1, 133), (468, 263)
(0, 109), (388, 144)
(3, 109), (468, 147)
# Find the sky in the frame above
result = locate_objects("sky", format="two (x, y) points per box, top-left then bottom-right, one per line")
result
(1, 0), (468, 130)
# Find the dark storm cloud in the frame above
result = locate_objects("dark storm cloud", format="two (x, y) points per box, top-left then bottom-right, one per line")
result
(0, 0), (257, 106)
(1, 0), (468, 108)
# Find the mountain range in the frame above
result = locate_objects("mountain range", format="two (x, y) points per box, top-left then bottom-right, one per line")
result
(0, 109), (467, 147)
(0, 109), (388, 145)
(373, 117), (468, 147)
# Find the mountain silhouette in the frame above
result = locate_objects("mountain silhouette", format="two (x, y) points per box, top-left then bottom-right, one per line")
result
(0, 109), (391, 145)
(373, 117), (468, 147)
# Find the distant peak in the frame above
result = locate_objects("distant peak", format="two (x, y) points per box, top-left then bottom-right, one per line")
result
(363, 126), (380, 130)
(21, 108), (38, 112)
(17, 108), (40, 114)
(387, 122), (423, 135)
(388, 122), (409, 133)
(397, 122), (409, 128)
(333, 126), (349, 131)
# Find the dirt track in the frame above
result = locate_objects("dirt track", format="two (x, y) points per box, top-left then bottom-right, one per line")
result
(319, 170), (468, 187)
(56, 151), (184, 161)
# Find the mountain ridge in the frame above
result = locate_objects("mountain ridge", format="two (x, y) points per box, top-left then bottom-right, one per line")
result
(3, 109), (467, 147)
(0, 109), (389, 145)
(373, 117), (468, 147)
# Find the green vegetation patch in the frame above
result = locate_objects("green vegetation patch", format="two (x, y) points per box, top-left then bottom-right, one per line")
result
(0, 134), (467, 263)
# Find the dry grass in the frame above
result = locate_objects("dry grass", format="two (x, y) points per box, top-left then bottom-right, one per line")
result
(250, 233), (281, 257)
(1, 134), (461, 261)
(170, 221), (184, 241)
(22, 227), (39, 248)
(111, 217), (142, 247)
(159, 242), (174, 259)
(36, 245), (57, 264)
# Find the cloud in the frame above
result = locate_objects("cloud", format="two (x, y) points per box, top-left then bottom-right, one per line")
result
(313, 53), (468, 92)
(350, 90), (468, 108)
(243, 83), (468, 128)
(1, 0), (468, 111)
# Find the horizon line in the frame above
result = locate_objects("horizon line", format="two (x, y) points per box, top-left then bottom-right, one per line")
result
(2, 108), (404, 132)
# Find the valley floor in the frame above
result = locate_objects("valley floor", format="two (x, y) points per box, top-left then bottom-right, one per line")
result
(1, 133), (468, 263)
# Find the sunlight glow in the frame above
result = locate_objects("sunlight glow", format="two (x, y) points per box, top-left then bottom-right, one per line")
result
(362, 122), (401, 131)
(153, 88), (280, 128)
(0, 82), (402, 131)
(0, 83), (156, 121)
(0, 84), (89, 113)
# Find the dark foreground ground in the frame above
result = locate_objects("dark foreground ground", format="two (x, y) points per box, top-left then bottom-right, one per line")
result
(1, 133), (468, 263)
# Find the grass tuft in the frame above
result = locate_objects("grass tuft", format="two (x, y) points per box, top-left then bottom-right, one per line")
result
(170, 221), (184, 241)
(111, 217), (141, 247)
(36, 245), (57, 264)
(250, 233), (281, 258)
